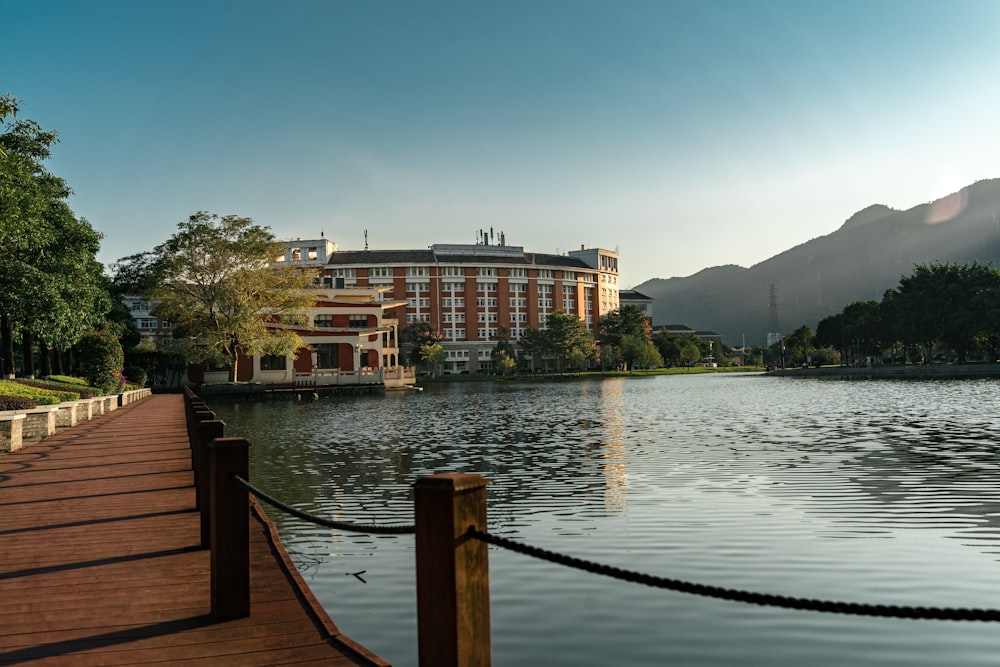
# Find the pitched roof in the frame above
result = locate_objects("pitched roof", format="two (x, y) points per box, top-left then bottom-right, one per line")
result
(619, 289), (653, 301)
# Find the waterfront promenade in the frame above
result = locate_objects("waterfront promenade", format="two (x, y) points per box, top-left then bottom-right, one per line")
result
(0, 393), (388, 666)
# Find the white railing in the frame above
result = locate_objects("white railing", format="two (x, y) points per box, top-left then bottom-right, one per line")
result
(294, 368), (385, 387)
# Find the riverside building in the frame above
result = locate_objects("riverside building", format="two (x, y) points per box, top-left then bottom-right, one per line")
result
(278, 235), (621, 374)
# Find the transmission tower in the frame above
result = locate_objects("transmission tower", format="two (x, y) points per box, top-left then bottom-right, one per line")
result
(767, 284), (782, 346)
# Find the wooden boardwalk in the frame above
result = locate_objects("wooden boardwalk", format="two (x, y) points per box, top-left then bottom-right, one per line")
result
(0, 394), (389, 666)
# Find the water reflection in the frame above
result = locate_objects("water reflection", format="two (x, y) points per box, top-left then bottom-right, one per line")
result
(214, 374), (1000, 666)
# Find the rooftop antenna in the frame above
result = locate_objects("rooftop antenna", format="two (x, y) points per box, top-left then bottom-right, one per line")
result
(364, 229), (369, 251)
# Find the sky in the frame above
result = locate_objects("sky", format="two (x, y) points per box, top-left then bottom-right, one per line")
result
(3, 0), (1000, 289)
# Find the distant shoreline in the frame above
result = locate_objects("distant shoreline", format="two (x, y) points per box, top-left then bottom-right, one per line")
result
(766, 363), (1000, 380)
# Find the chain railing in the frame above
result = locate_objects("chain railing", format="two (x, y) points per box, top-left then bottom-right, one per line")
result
(183, 387), (1000, 667)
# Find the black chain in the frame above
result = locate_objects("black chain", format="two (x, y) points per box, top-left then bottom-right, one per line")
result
(231, 474), (416, 535)
(227, 474), (1000, 622)
(469, 528), (1000, 622)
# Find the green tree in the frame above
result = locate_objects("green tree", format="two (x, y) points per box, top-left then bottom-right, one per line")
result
(815, 313), (847, 363)
(619, 334), (663, 370)
(76, 326), (125, 393)
(679, 341), (701, 366)
(888, 262), (1000, 363)
(783, 325), (815, 366)
(519, 326), (549, 371)
(418, 342), (445, 376)
(654, 330), (708, 367)
(491, 327), (518, 376)
(543, 310), (595, 371)
(0, 95), (112, 378)
(137, 212), (316, 382)
(599, 305), (649, 348)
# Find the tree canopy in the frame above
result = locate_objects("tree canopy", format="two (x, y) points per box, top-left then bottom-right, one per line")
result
(520, 311), (595, 371)
(116, 212), (317, 381)
(1, 93), (111, 378)
(813, 262), (1000, 365)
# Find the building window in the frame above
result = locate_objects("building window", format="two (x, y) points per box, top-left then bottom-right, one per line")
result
(509, 267), (527, 278)
(314, 314), (333, 328)
(476, 282), (496, 293)
(260, 354), (287, 371)
(332, 268), (357, 283)
(442, 266), (464, 277)
(563, 299), (575, 310)
(476, 297), (497, 308)
(443, 281), (464, 292)
(537, 269), (552, 279)
(406, 266), (429, 277)
(406, 282), (430, 292)
(313, 343), (338, 369)
(476, 267), (497, 277)
(349, 314), (368, 328)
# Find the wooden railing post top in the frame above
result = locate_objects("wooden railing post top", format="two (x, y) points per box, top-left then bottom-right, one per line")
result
(415, 473), (489, 494)
(207, 437), (251, 449)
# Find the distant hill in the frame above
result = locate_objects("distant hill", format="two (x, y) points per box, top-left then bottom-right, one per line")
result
(634, 178), (1000, 346)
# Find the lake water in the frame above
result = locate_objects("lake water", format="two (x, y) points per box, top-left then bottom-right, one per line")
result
(212, 373), (1000, 666)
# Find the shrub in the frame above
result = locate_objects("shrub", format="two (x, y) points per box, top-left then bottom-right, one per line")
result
(46, 375), (90, 386)
(76, 329), (125, 394)
(0, 395), (37, 410)
(0, 380), (78, 405)
(15, 379), (94, 399)
(123, 366), (148, 386)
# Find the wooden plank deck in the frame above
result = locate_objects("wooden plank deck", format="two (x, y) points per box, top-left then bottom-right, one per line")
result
(0, 394), (390, 666)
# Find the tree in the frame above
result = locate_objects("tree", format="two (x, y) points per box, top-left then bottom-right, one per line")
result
(541, 310), (595, 371)
(654, 330), (708, 367)
(76, 326), (125, 393)
(491, 327), (518, 376)
(618, 334), (663, 370)
(418, 342), (445, 376)
(679, 341), (701, 366)
(783, 325), (815, 366)
(137, 212), (316, 382)
(1, 94), (112, 378)
(599, 304), (649, 348)
(887, 262), (1000, 364)
(399, 321), (443, 366)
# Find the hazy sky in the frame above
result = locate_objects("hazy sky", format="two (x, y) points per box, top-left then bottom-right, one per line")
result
(4, 0), (999, 288)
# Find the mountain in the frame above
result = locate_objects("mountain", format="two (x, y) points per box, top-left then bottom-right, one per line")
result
(634, 178), (1000, 346)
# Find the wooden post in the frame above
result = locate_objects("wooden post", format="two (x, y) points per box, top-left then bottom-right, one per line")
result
(415, 473), (491, 667)
(196, 419), (225, 547)
(190, 409), (215, 479)
(208, 437), (250, 621)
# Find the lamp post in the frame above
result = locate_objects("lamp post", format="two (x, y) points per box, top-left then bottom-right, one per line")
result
(311, 350), (318, 387)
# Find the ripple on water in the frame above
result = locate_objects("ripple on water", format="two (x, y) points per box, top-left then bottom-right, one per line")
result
(215, 375), (1000, 666)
